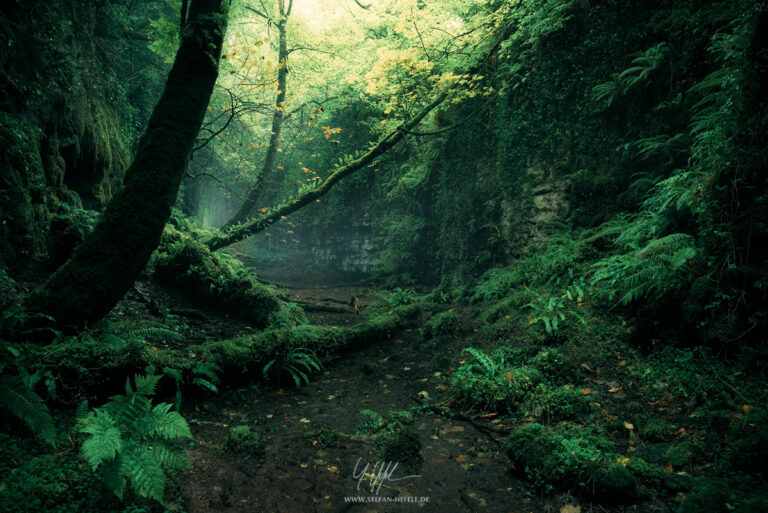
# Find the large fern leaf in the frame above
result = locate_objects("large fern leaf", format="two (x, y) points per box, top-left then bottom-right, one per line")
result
(0, 374), (56, 446)
(124, 448), (166, 502)
(80, 409), (122, 469)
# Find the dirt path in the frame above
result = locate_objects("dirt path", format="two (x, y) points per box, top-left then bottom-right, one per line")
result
(181, 286), (547, 513)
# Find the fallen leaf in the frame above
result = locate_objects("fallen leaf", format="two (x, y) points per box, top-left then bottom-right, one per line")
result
(624, 421), (634, 430)
(456, 454), (470, 463)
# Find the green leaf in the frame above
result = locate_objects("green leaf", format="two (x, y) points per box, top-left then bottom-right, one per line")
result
(0, 374), (57, 446)
(80, 409), (122, 470)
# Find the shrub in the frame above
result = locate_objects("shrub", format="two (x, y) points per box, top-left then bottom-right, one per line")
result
(223, 425), (264, 459)
(422, 311), (459, 340)
(376, 428), (422, 473)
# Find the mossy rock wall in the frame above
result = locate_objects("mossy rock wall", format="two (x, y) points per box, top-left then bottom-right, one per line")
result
(0, 0), (162, 269)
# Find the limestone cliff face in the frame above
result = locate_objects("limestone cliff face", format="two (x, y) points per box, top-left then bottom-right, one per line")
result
(499, 161), (570, 258)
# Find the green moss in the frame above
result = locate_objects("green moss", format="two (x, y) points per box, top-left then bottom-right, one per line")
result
(506, 423), (635, 499)
(267, 302), (309, 328)
(506, 422), (692, 500)
(531, 385), (592, 421)
(0, 452), (158, 513)
(376, 428), (422, 473)
(153, 225), (281, 326)
(422, 310), (459, 340)
(310, 427), (344, 448)
(223, 425), (264, 458)
(721, 408), (768, 475)
(666, 441), (694, 468)
(681, 477), (768, 513)
(451, 361), (543, 412)
(0, 112), (47, 264)
(638, 417), (678, 443)
(530, 347), (577, 383)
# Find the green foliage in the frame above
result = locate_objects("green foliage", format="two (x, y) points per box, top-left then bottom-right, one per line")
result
(507, 422), (692, 499)
(223, 425), (264, 458)
(354, 409), (386, 435)
(530, 385), (592, 421)
(451, 347), (543, 411)
(0, 451), (160, 513)
(153, 225), (280, 326)
(593, 42), (669, 108)
(376, 428), (422, 473)
(77, 373), (193, 503)
(374, 287), (418, 308)
(267, 302), (309, 329)
(422, 311), (458, 340)
(471, 268), (519, 302)
(592, 229), (697, 305)
(159, 361), (221, 411)
(0, 371), (56, 446)
(262, 347), (323, 387)
(524, 291), (585, 337)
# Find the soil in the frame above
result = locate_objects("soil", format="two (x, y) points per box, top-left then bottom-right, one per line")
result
(178, 281), (550, 513)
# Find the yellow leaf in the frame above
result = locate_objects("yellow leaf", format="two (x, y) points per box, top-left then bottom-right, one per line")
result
(624, 421), (634, 430)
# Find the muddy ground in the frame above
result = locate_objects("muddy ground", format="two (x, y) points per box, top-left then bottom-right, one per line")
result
(178, 281), (554, 513)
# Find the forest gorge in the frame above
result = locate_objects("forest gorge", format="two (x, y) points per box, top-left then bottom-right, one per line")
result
(1, 1), (767, 512)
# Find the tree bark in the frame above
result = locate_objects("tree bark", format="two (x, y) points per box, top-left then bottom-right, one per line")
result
(205, 93), (447, 251)
(23, 0), (229, 333)
(222, 0), (291, 229)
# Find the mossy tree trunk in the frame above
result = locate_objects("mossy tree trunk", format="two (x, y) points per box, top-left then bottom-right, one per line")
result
(222, 0), (292, 230)
(23, 0), (229, 334)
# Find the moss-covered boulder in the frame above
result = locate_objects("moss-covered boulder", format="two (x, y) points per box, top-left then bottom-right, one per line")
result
(223, 425), (264, 459)
(376, 428), (422, 473)
(506, 423), (692, 501)
(506, 423), (636, 500)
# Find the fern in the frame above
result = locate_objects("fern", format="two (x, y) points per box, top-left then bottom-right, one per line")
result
(263, 347), (323, 387)
(78, 373), (193, 503)
(459, 347), (506, 379)
(0, 373), (57, 446)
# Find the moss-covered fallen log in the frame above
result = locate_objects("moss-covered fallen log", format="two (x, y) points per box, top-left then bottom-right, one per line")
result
(198, 302), (421, 370)
(24, 302), (422, 402)
(152, 225), (281, 327)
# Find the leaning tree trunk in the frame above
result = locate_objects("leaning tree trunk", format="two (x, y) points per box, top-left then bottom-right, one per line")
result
(23, 0), (229, 334)
(222, 0), (291, 229)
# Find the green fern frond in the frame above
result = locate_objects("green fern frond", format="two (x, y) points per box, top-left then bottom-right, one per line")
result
(0, 374), (57, 446)
(99, 457), (127, 499)
(80, 409), (122, 469)
(124, 448), (166, 503)
(191, 377), (219, 393)
(151, 443), (190, 471)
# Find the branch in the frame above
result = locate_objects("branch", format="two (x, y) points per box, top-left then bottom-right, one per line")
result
(352, 0), (371, 9)
(287, 45), (334, 56)
(244, 5), (269, 19)
(205, 93), (447, 250)
(402, 108), (481, 136)
(180, 0), (189, 31)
